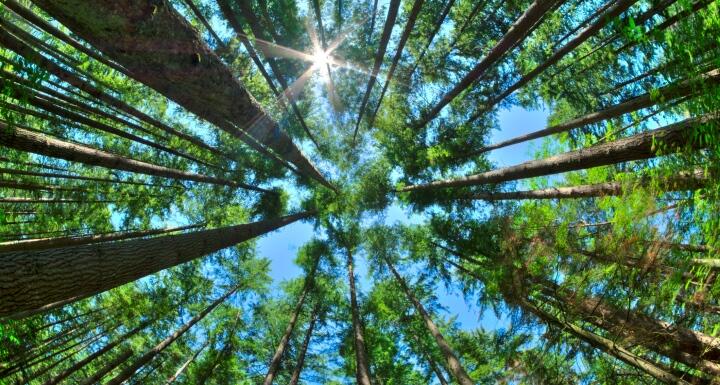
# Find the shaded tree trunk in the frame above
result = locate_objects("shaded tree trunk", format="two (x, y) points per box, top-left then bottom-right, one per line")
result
(346, 247), (373, 385)
(164, 342), (208, 384)
(0, 211), (313, 318)
(76, 349), (133, 385)
(288, 303), (320, 385)
(0, 167), (181, 189)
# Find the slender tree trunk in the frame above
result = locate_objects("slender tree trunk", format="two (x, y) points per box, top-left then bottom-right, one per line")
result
(422, 351), (450, 385)
(21, 332), (104, 384)
(0, 197), (114, 204)
(399, 115), (710, 192)
(181, 0), (225, 48)
(0, 224), (205, 253)
(406, 0), (457, 80)
(102, 285), (239, 385)
(0, 168), (181, 189)
(346, 247), (373, 385)
(288, 303), (320, 385)
(0, 121), (264, 191)
(41, 319), (154, 385)
(416, 0), (563, 128)
(0, 180), (85, 192)
(385, 260), (474, 385)
(0, 211), (313, 318)
(164, 343), (207, 384)
(31, 0), (330, 186)
(351, 0), (401, 142)
(76, 348), (133, 385)
(467, 69), (720, 156)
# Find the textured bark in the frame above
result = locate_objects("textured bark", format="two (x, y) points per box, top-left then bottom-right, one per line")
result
(0, 168), (180, 189)
(0, 224), (205, 252)
(30, 0), (330, 187)
(368, 0), (425, 125)
(0, 211), (313, 318)
(346, 247), (373, 385)
(400, 116), (710, 192)
(416, 0), (563, 128)
(262, 258), (319, 385)
(41, 319), (154, 385)
(102, 286), (238, 385)
(468, 69), (720, 156)
(351, 0), (402, 142)
(164, 342), (207, 384)
(0, 122), (263, 191)
(288, 304), (319, 385)
(464, 169), (708, 201)
(522, 299), (691, 384)
(386, 260), (474, 385)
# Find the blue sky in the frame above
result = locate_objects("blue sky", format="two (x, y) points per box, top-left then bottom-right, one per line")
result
(257, 106), (550, 331)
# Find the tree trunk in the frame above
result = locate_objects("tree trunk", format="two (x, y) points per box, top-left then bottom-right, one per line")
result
(0, 122), (264, 192)
(0, 224), (205, 253)
(0, 167), (181, 189)
(416, 0), (563, 128)
(346, 247), (373, 385)
(0, 197), (114, 204)
(385, 259), (474, 385)
(164, 342), (208, 384)
(30, 0), (330, 187)
(423, 351), (450, 385)
(77, 348), (133, 385)
(399, 115), (710, 192)
(262, 257), (320, 385)
(288, 303), (320, 385)
(102, 285), (239, 385)
(0, 180), (85, 192)
(406, 0), (457, 79)
(0, 211), (313, 318)
(463, 169), (707, 200)
(41, 319), (154, 385)
(351, 0), (401, 142)
(180, 0), (224, 48)
(468, 69), (720, 155)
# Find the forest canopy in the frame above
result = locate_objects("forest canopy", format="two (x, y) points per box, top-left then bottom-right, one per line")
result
(0, 0), (719, 384)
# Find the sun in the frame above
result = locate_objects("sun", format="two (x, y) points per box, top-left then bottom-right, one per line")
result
(312, 48), (330, 68)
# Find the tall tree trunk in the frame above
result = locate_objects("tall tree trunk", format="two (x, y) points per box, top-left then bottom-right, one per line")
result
(467, 69), (720, 156)
(346, 247), (373, 385)
(0, 197), (114, 204)
(262, 257), (320, 385)
(76, 348), (133, 385)
(288, 303), (320, 385)
(102, 285), (239, 385)
(41, 319), (154, 385)
(0, 224), (205, 253)
(463, 169), (707, 201)
(0, 180), (85, 192)
(164, 342), (208, 384)
(385, 259), (474, 385)
(422, 351), (450, 385)
(406, 0), (457, 80)
(416, 0), (563, 128)
(0, 122), (264, 192)
(180, 0), (225, 48)
(399, 115), (710, 192)
(0, 167), (181, 189)
(351, 0), (401, 142)
(0, 211), (313, 318)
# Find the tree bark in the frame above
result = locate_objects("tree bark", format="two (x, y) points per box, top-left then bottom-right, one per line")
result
(385, 259), (474, 385)
(346, 247), (373, 385)
(0, 122), (264, 191)
(30, 0), (330, 187)
(0, 224), (205, 253)
(0, 211), (313, 318)
(0, 180), (85, 192)
(0, 168), (181, 189)
(102, 285), (238, 385)
(399, 115), (710, 192)
(288, 303), (319, 385)
(164, 342), (208, 384)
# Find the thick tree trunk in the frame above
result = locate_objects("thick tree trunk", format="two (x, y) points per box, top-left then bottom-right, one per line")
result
(288, 303), (319, 385)
(0, 211), (313, 318)
(521, 299), (691, 384)
(0, 122), (263, 191)
(41, 319), (154, 385)
(102, 285), (239, 385)
(346, 247), (373, 385)
(386, 260), (474, 385)
(369, 0), (425, 125)
(164, 342), (208, 384)
(351, 0), (401, 142)
(262, 257), (319, 385)
(31, 0), (331, 188)
(400, 116), (710, 192)
(76, 348), (133, 385)
(468, 69), (720, 155)
(416, 0), (563, 128)
(464, 169), (707, 200)
(0, 224), (205, 253)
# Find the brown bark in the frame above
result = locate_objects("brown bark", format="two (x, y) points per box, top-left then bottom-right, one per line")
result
(0, 211), (313, 318)
(0, 121), (264, 191)
(30, 0), (330, 186)
(351, 0), (401, 142)
(346, 247), (373, 385)
(0, 168), (181, 189)
(76, 348), (133, 385)
(0, 180), (85, 192)
(468, 69), (719, 156)
(102, 285), (239, 385)
(416, 0), (563, 128)
(399, 115), (711, 192)
(0, 224), (205, 253)
(288, 303), (320, 385)
(368, 0), (425, 126)
(386, 259), (474, 385)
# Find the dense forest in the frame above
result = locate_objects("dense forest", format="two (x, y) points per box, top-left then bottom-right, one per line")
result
(0, 0), (718, 383)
